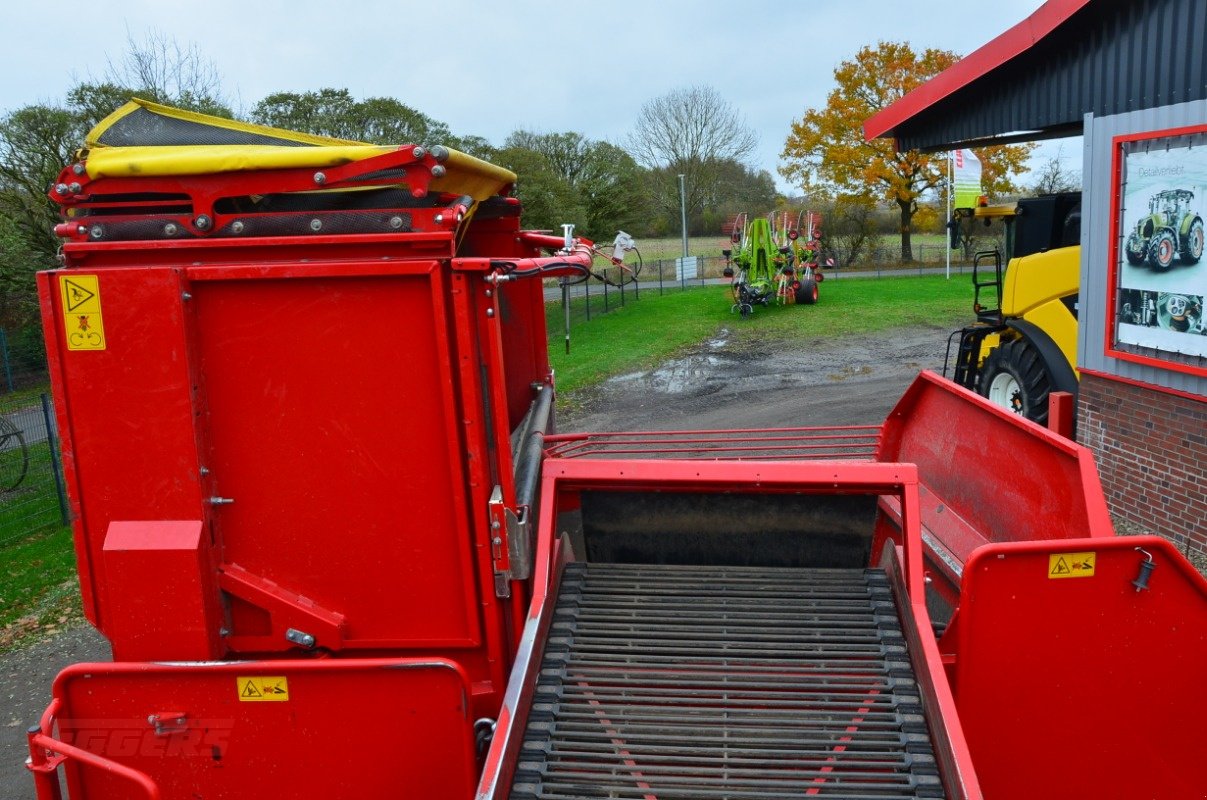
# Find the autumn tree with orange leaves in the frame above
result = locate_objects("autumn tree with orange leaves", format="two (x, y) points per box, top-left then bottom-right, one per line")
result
(780, 42), (1033, 263)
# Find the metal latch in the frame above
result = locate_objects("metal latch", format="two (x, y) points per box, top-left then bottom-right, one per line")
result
(487, 486), (532, 598)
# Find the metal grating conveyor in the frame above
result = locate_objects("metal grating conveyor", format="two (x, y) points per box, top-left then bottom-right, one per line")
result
(511, 563), (946, 799)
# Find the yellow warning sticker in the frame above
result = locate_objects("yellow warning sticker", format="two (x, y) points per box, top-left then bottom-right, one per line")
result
(59, 275), (106, 351)
(237, 676), (290, 702)
(1049, 552), (1096, 579)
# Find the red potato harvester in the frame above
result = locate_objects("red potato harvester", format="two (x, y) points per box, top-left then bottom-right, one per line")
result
(24, 100), (1207, 800)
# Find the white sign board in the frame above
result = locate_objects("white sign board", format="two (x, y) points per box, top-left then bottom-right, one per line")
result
(675, 256), (698, 281)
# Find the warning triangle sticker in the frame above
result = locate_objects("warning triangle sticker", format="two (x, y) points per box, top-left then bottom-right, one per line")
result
(1050, 557), (1071, 576)
(63, 279), (96, 313)
(240, 680), (262, 698)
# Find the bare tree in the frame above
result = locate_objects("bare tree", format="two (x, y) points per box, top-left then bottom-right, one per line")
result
(103, 28), (230, 115)
(1030, 147), (1081, 195)
(628, 86), (757, 219)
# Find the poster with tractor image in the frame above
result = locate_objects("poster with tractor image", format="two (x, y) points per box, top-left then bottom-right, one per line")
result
(1115, 135), (1207, 361)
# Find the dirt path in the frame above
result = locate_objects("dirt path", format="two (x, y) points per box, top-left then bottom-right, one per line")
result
(563, 322), (953, 432)
(0, 322), (954, 798)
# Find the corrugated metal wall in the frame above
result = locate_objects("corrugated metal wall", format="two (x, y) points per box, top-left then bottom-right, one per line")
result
(896, 0), (1207, 153)
(1079, 98), (1207, 397)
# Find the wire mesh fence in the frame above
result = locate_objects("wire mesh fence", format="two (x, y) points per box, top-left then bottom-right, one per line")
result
(546, 242), (1002, 327)
(0, 330), (69, 547)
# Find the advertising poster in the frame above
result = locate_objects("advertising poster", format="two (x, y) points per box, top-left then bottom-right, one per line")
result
(1114, 134), (1207, 362)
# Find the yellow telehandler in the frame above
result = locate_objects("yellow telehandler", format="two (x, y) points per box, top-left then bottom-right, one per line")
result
(947, 192), (1082, 426)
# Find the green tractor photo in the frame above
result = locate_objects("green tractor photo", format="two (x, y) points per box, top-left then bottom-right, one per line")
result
(1124, 188), (1204, 270)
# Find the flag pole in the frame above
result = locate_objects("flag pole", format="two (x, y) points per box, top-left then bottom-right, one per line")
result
(946, 151), (953, 281)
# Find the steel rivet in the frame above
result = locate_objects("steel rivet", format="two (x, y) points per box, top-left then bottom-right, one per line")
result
(88, 225), (103, 239)
(194, 215), (211, 230)
(310, 218), (322, 232)
(435, 214), (444, 224)
(182, 292), (193, 301)
(55, 183), (68, 195)
(68, 182), (82, 194)
(485, 289), (493, 298)
(72, 163), (85, 175)
(314, 172), (326, 185)
(389, 216), (403, 229)
(486, 308), (495, 318)
(164, 223), (178, 236)
(412, 146), (427, 159)
(231, 220), (244, 234)
(431, 165), (446, 178)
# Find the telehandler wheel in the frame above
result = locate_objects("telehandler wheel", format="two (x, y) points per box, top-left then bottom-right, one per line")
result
(1147, 229), (1177, 270)
(795, 279), (818, 305)
(1181, 218), (1204, 264)
(977, 338), (1051, 426)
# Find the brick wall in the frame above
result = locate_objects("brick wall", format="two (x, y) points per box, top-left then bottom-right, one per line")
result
(1078, 372), (1207, 559)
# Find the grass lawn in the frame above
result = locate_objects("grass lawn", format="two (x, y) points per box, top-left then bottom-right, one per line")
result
(0, 525), (80, 650)
(0, 382), (51, 412)
(548, 274), (974, 395)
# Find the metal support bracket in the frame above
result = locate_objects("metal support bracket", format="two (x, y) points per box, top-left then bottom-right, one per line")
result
(488, 486), (531, 598)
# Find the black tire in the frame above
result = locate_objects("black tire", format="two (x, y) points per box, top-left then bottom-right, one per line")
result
(1180, 218), (1204, 264)
(0, 416), (29, 492)
(1124, 233), (1147, 265)
(1147, 229), (1177, 270)
(976, 338), (1052, 426)
(795, 279), (818, 305)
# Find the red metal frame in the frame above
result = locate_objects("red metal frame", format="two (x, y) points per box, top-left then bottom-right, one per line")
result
(1103, 123), (1207, 378)
(50, 146), (452, 241)
(476, 454), (984, 799)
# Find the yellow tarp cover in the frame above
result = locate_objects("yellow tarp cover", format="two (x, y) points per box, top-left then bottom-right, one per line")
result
(84, 99), (515, 202)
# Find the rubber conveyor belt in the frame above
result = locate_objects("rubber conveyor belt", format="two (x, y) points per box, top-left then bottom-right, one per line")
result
(511, 563), (945, 799)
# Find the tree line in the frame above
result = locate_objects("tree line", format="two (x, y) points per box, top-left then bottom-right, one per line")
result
(0, 34), (1054, 352)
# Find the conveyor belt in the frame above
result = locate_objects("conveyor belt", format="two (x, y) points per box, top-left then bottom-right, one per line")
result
(511, 563), (946, 799)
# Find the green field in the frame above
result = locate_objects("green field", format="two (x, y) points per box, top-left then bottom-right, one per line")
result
(548, 274), (974, 395)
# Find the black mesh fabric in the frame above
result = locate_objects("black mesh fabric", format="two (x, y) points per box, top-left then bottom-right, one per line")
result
(95, 107), (313, 148)
(78, 211), (415, 242)
(218, 187), (437, 214)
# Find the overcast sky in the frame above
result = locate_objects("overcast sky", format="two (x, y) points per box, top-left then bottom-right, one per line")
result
(2, 0), (1078, 192)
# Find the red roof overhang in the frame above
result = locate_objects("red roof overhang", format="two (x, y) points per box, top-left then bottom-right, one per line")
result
(863, 0), (1093, 143)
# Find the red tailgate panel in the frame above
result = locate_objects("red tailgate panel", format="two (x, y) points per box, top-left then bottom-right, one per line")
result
(48, 659), (475, 800)
(190, 267), (481, 649)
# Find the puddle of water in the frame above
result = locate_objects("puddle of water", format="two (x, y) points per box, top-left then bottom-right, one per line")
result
(608, 354), (725, 394)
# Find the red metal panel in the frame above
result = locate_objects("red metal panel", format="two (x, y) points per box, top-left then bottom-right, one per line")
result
(952, 536), (1207, 797)
(38, 267), (207, 634)
(30, 659), (476, 800)
(189, 266), (482, 650)
(1047, 390), (1075, 438)
(101, 521), (220, 661)
(878, 372), (1113, 552)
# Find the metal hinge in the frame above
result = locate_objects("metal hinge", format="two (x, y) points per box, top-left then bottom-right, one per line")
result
(487, 486), (532, 598)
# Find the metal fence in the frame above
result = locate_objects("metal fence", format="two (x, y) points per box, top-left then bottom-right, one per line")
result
(548, 255), (728, 324)
(0, 332), (69, 546)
